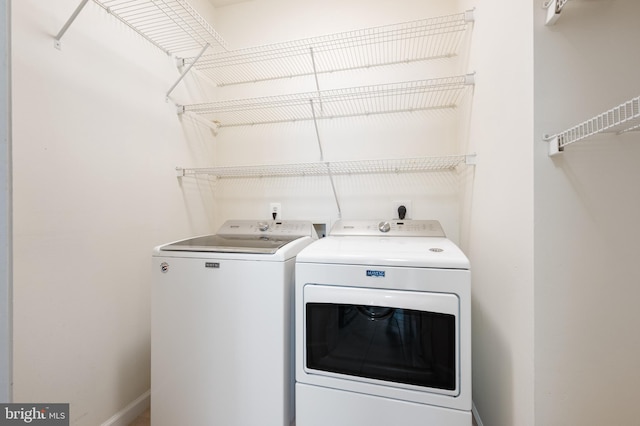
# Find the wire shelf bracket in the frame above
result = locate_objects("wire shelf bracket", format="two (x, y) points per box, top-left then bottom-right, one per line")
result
(54, 0), (228, 55)
(543, 0), (569, 25)
(544, 96), (640, 156)
(175, 154), (476, 180)
(166, 42), (210, 101)
(54, 0), (90, 50)
(181, 10), (475, 87)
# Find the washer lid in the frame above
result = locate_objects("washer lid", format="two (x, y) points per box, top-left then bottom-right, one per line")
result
(159, 234), (301, 254)
(159, 220), (318, 254)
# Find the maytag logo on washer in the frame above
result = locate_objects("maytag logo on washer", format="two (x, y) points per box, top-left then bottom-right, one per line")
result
(366, 270), (385, 277)
(160, 262), (169, 273)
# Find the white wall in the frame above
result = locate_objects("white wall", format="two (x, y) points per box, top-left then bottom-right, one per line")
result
(11, 1), (216, 423)
(534, 1), (640, 424)
(457, 1), (535, 425)
(209, 0), (468, 241)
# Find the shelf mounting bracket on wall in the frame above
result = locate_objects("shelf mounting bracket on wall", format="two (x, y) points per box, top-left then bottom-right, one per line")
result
(54, 0), (90, 50)
(166, 43), (210, 101)
(543, 0), (568, 25)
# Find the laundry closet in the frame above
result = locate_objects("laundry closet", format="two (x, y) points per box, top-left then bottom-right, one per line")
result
(6, 0), (640, 426)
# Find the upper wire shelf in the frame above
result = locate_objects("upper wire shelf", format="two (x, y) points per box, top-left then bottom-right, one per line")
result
(182, 10), (474, 86)
(179, 74), (474, 128)
(545, 96), (640, 156)
(176, 154), (476, 179)
(55, 0), (228, 54)
(95, 0), (228, 55)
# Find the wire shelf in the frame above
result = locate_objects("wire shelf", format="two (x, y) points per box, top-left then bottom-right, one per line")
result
(182, 10), (473, 86)
(176, 155), (474, 179)
(179, 74), (474, 127)
(94, 0), (228, 55)
(546, 96), (640, 155)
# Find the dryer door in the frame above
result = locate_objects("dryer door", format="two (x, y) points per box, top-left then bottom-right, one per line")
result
(302, 284), (460, 397)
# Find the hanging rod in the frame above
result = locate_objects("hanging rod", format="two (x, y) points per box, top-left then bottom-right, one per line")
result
(176, 154), (476, 179)
(180, 10), (475, 86)
(55, 0), (228, 54)
(178, 73), (475, 128)
(544, 96), (640, 156)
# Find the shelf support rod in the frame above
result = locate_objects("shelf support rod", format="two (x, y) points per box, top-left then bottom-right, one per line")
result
(311, 99), (341, 219)
(166, 43), (210, 101)
(309, 47), (324, 114)
(54, 0), (90, 50)
(181, 111), (220, 134)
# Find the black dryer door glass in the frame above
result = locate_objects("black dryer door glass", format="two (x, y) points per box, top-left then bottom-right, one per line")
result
(306, 303), (456, 390)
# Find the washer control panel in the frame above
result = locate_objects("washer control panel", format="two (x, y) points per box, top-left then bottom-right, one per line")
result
(330, 220), (446, 237)
(217, 220), (318, 237)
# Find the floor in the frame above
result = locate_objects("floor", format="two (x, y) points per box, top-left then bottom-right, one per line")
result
(128, 407), (150, 426)
(129, 407), (479, 425)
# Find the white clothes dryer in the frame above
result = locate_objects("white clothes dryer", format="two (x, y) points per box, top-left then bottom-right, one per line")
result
(152, 220), (317, 426)
(295, 220), (471, 426)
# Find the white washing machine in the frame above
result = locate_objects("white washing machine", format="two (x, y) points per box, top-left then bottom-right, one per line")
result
(152, 220), (317, 426)
(295, 220), (471, 426)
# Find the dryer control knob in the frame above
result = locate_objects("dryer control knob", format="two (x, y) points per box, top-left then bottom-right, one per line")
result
(378, 221), (391, 233)
(258, 222), (270, 231)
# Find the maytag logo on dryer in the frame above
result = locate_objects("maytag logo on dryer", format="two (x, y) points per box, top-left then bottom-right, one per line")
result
(366, 269), (385, 278)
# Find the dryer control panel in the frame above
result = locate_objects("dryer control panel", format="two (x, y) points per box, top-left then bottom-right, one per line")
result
(329, 220), (445, 237)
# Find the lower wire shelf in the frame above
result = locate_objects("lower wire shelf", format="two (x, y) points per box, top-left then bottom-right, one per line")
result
(176, 154), (476, 179)
(545, 95), (640, 156)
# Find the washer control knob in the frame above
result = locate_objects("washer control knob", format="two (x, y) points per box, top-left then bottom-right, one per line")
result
(378, 221), (391, 233)
(258, 222), (270, 231)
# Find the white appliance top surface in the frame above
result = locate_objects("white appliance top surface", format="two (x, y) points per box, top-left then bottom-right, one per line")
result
(157, 220), (317, 255)
(296, 220), (469, 269)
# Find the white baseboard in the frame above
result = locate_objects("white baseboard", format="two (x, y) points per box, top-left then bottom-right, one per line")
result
(101, 389), (150, 426)
(472, 401), (484, 426)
